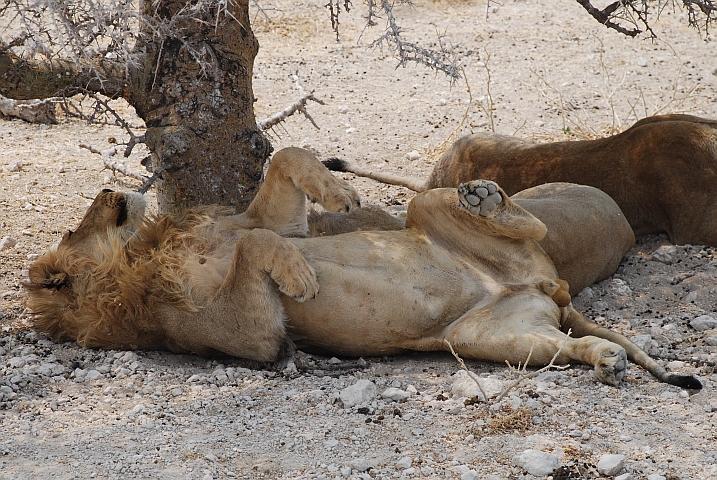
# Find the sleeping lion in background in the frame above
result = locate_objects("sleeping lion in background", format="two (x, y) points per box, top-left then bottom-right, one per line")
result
(325, 114), (717, 246)
(25, 148), (701, 389)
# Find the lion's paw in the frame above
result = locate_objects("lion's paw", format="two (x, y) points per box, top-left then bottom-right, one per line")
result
(594, 344), (627, 387)
(458, 180), (503, 216)
(320, 179), (361, 213)
(272, 258), (320, 302)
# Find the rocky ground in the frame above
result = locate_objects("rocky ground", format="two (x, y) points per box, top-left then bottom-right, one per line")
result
(1, 1), (717, 479)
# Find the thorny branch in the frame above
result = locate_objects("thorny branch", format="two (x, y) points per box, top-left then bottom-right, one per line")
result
(79, 143), (149, 182)
(575, 0), (716, 37)
(326, 0), (352, 40)
(367, 0), (462, 81)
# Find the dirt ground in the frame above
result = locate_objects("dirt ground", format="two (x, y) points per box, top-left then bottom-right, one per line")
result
(1, 1), (717, 479)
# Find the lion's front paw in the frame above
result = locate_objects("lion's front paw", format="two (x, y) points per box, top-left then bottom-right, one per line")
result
(272, 257), (320, 302)
(594, 344), (627, 387)
(314, 178), (361, 213)
(458, 180), (503, 216)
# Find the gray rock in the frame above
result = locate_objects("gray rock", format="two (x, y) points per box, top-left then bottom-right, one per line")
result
(381, 387), (410, 402)
(647, 475), (666, 480)
(615, 474), (634, 480)
(339, 379), (376, 407)
(0, 236), (17, 251)
(396, 456), (412, 469)
(690, 315), (717, 332)
(650, 249), (672, 264)
(597, 453), (625, 476)
(451, 370), (504, 401)
(512, 449), (561, 476)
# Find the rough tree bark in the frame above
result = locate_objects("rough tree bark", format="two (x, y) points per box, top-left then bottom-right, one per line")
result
(130, 0), (270, 214)
(0, 0), (269, 215)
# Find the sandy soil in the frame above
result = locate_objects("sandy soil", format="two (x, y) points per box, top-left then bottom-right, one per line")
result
(1, 1), (716, 478)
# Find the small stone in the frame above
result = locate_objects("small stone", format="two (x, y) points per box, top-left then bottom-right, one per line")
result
(339, 379), (376, 407)
(338, 106), (349, 113)
(350, 457), (367, 472)
(85, 369), (103, 380)
(345, 127), (357, 134)
(4, 162), (21, 173)
(650, 249), (672, 264)
(381, 387), (410, 402)
(512, 449), (561, 476)
(405, 150), (420, 161)
(396, 456), (412, 469)
(0, 236), (17, 251)
(690, 315), (717, 331)
(460, 471), (479, 480)
(451, 370), (504, 401)
(324, 439), (339, 449)
(328, 357), (342, 364)
(705, 336), (717, 346)
(619, 434), (633, 442)
(684, 291), (698, 303)
(637, 57), (648, 67)
(597, 453), (625, 476)
(438, 98), (447, 105)
(329, 135), (340, 142)
(647, 475), (666, 480)
(615, 474), (634, 480)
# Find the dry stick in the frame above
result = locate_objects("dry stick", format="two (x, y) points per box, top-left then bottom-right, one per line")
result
(478, 47), (495, 133)
(256, 92), (325, 132)
(79, 143), (149, 182)
(444, 340), (489, 403)
(494, 329), (572, 403)
(445, 329), (573, 405)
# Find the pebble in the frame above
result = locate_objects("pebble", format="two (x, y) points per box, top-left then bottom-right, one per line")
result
(339, 379), (376, 407)
(0, 236), (17, 251)
(345, 127), (357, 134)
(647, 475), (666, 480)
(650, 249), (672, 264)
(512, 449), (561, 476)
(690, 315), (717, 331)
(329, 135), (340, 142)
(338, 106), (349, 113)
(405, 150), (420, 161)
(396, 456), (412, 469)
(381, 387), (410, 402)
(597, 453), (625, 476)
(451, 370), (504, 401)
(637, 57), (648, 67)
(615, 474), (634, 480)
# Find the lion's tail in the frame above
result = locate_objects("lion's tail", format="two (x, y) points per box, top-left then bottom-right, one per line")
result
(322, 158), (427, 193)
(563, 310), (702, 390)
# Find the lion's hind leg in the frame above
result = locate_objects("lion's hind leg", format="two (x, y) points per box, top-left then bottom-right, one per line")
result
(244, 147), (361, 236)
(441, 291), (629, 386)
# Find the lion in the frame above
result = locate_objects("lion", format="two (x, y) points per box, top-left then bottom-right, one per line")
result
(324, 114), (717, 246)
(25, 147), (700, 389)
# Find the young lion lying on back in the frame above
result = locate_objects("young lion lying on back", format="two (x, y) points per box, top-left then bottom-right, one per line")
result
(25, 147), (701, 389)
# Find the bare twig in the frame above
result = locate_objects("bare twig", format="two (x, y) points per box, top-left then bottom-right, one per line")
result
(257, 92), (325, 131)
(494, 330), (572, 403)
(367, 0), (461, 81)
(444, 339), (489, 402)
(79, 143), (149, 182)
(445, 330), (572, 405)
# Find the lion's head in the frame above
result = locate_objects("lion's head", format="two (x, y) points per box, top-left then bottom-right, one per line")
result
(24, 189), (162, 348)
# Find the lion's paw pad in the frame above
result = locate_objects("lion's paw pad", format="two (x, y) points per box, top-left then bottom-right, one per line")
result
(595, 346), (628, 387)
(458, 180), (503, 216)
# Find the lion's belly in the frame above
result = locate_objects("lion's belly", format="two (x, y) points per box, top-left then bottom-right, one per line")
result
(282, 233), (505, 356)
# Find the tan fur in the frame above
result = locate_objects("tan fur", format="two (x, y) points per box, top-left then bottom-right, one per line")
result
(26, 148), (700, 389)
(328, 114), (717, 246)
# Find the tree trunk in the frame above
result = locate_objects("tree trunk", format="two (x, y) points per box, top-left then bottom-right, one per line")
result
(129, 0), (270, 214)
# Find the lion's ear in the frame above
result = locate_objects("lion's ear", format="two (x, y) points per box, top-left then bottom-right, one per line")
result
(28, 264), (69, 291)
(41, 272), (69, 290)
